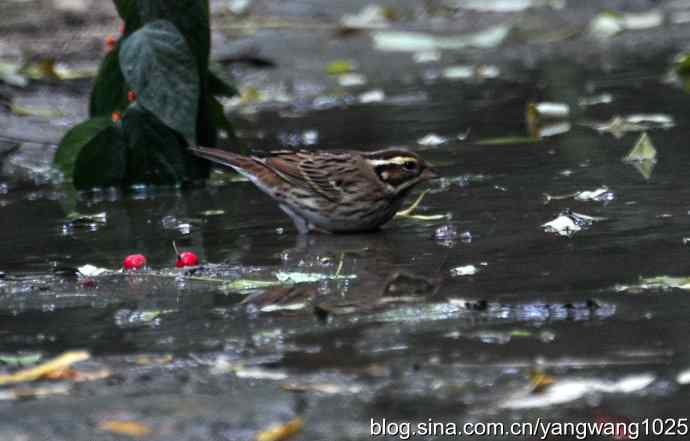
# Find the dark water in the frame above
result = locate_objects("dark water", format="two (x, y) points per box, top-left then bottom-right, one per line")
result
(2, 56), (690, 439)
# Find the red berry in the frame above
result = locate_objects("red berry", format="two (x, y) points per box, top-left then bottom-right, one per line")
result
(80, 277), (96, 288)
(176, 251), (199, 268)
(112, 111), (122, 123)
(105, 34), (117, 51)
(127, 90), (137, 102)
(123, 254), (147, 270)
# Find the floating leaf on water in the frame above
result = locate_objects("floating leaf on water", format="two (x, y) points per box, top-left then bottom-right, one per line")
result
(442, 65), (473, 80)
(621, 10), (664, 30)
(0, 351), (90, 385)
(326, 59), (357, 75)
(134, 354), (173, 365)
(589, 11), (625, 39)
(578, 93), (613, 107)
(413, 50), (441, 63)
(533, 102), (570, 118)
(529, 369), (556, 393)
(201, 209), (225, 216)
(538, 122), (571, 138)
(337, 73), (367, 87)
(234, 367), (288, 381)
(0, 353), (42, 367)
(574, 186), (615, 202)
(545, 186), (614, 204)
(372, 25), (510, 52)
(372, 31), (437, 52)
(66, 211), (107, 224)
(275, 271), (356, 284)
(417, 133), (447, 146)
(227, 0), (252, 15)
(99, 420), (152, 438)
(281, 382), (363, 394)
(453, 0), (565, 12)
(42, 366), (111, 382)
(53, 63), (98, 80)
(677, 369), (690, 385)
(240, 86), (261, 103)
(636, 275), (690, 291)
(623, 133), (657, 180)
(256, 417), (303, 441)
(0, 61), (29, 87)
(502, 374), (655, 409)
(510, 329), (533, 337)
(442, 65), (500, 80)
(77, 264), (110, 277)
(477, 136), (540, 145)
(450, 265), (479, 276)
(358, 89), (385, 104)
(673, 52), (690, 76)
(222, 279), (282, 292)
(626, 114), (674, 128)
(260, 303), (307, 313)
(586, 114), (674, 138)
(542, 210), (605, 237)
(10, 102), (64, 118)
(20, 58), (60, 81)
(340, 5), (392, 29)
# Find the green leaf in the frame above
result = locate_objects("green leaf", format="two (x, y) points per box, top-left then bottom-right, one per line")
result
(122, 104), (192, 186)
(114, 0), (141, 34)
(54, 117), (113, 180)
(120, 20), (200, 141)
(136, 0), (210, 76)
(73, 125), (127, 189)
(208, 70), (237, 97)
(208, 95), (233, 135)
(89, 49), (129, 117)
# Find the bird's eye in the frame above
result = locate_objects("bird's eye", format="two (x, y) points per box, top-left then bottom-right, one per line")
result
(403, 161), (417, 171)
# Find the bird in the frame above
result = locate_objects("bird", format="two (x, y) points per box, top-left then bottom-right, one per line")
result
(189, 146), (438, 234)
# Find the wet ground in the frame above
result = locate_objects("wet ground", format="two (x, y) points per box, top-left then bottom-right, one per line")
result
(3, 1), (690, 440)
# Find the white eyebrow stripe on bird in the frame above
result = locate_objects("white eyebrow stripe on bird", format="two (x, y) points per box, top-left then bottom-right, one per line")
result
(367, 156), (417, 167)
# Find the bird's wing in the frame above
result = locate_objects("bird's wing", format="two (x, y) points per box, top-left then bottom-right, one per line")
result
(261, 151), (358, 202)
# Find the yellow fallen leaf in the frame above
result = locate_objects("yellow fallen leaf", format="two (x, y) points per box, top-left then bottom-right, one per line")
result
(42, 367), (111, 382)
(99, 420), (152, 437)
(134, 354), (173, 365)
(326, 59), (356, 75)
(0, 351), (89, 385)
(529, 370), (556, 393)
(256, 417), (303, 441)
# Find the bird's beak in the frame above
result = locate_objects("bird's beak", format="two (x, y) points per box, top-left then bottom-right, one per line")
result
(421, 167), (439, 180)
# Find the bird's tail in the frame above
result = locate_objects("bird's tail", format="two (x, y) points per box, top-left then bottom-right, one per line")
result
(188, 146), (247, 168)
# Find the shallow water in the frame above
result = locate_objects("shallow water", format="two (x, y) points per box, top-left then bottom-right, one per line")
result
(2, 54), (690, 439)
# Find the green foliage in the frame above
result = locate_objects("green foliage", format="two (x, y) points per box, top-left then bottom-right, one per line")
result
(123, 104), (208, 185)
(89, 49), (128, 116)
(120, 20), (200, 140)
(55, 0), (235, 190)
(74, 126), (127, 188)
(54, 117), (113, 179)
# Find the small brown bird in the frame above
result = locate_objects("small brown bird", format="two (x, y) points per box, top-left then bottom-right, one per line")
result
(190, 147), (438, 233)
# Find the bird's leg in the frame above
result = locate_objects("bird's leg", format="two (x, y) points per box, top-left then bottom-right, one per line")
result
(279, 204), (311, 234)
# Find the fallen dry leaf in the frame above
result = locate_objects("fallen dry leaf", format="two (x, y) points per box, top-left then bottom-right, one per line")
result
(99, 420), (152, 437)
(0, 351), (90, 385)
(530, 370), (556, 393)
(42, 367), (111, 382)
(256, 417), (303, 441)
